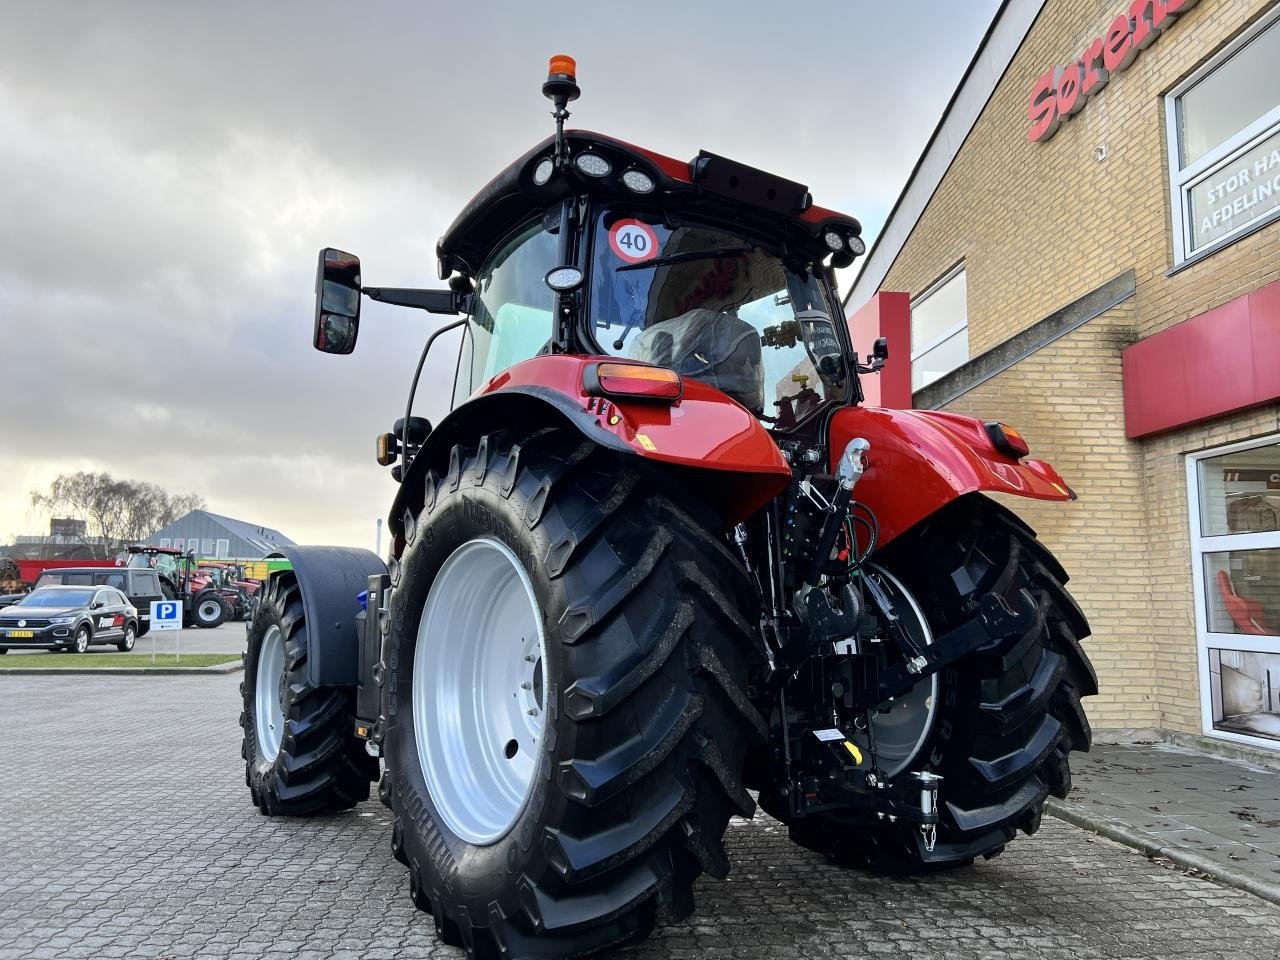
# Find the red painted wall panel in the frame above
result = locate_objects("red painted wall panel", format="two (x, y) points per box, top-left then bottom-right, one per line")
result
(1123, 279), (1280, 439)
(848, 292), (912, 409)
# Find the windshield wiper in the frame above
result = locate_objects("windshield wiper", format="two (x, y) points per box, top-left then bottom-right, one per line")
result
(616, 246), (751, 272)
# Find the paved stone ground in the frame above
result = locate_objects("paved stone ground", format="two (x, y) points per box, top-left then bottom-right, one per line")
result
(4, 675), (1280, 960)
(1060, 741), (1280, 887)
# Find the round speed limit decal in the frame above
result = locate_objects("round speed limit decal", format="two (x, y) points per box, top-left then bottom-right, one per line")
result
(608, 219), (659, 264)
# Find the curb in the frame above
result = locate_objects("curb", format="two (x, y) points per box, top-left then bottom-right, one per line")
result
(0, 661), (243, 677)
(1047, 798), (1280, 908)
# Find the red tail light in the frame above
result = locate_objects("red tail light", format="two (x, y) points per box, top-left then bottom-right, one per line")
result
(985, 421), (1030, 458)
(585, 362), (683, 401)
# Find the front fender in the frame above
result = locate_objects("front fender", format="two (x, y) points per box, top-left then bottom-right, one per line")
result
(828, 406), (1075, 548)
(266, 545), (387, 688)
(390, 355), (790, 537)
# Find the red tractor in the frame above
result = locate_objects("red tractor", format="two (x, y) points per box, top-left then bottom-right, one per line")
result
(195, 562), (261, 621)
(125, 546), (233, 628)
(240, 58), (1095, 959)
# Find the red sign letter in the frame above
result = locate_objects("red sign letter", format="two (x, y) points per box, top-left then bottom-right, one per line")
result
(1082, 36), (1110, 96)
(1057, 61), (1084, 117)
(1027, 69), (1061, 142)
(1103, 13), (1136, 73)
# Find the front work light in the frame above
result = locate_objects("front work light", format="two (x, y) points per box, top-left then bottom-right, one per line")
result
(823, 230), (844, 252)
(622, 169), (655, 193)
(848, 235), (866, 256)
(574, 153), (611, 177)
(533, 157), (555, 185)
(985, 421), (1030, 458)
(584, 362), (683, 401)
(544, 266), (585, 291)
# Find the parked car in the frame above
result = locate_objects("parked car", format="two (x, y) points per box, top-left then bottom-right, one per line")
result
(0, 585), (139, 654)
(33, 566), (164, 636)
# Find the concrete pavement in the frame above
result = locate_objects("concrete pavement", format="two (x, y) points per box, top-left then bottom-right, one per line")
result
(1049, 741), (1280, 906)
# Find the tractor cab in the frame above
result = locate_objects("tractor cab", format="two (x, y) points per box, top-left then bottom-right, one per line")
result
(314, 56), (872, 456)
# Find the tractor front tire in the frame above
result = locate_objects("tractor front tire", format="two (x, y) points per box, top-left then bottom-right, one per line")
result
(192, 592), (227, 629)
(239, 573), (378, 815)
(773, 494), (1096, 873)
(383, 429), (765, 959)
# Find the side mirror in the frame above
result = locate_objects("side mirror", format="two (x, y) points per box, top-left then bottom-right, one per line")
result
(872, 337), (889, 360)
(314, 248), (362, 354)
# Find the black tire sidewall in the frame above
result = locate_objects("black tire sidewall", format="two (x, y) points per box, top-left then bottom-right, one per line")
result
(385, 476), (570, 914)
(119, 624), (136, 652)
(242, 598), (286, 782)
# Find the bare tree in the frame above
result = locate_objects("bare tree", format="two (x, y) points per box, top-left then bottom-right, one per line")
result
(31, 471), (207, 553)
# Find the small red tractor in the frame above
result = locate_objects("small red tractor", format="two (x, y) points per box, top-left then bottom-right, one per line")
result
(195, 561), (261, 621)
(240, 58), (1095, 959)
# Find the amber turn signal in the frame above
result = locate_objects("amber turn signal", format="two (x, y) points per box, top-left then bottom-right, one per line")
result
(584, 362), (683, 402)
(376, 432), (400, 466)
(985, 421), (1030, 458)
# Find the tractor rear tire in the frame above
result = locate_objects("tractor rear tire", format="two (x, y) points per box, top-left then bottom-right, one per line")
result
(239, 573), (379, 815)
(382, 428), (765, 959)
(772, 494), (1096, 873)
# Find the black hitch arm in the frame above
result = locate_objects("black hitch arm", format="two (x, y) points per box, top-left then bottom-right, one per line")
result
(874, 588), (1040, 702)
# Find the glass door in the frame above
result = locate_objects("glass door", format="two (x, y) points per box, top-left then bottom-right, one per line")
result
(1189, 436), (1280, 749)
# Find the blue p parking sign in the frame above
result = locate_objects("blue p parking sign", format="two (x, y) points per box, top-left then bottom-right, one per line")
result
(150, 600), (182, 632)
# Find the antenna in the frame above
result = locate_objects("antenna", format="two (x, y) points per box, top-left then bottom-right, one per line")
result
(542, 54), (580, 169)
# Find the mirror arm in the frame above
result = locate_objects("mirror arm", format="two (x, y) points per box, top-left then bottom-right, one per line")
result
(363, 286), (467, 315)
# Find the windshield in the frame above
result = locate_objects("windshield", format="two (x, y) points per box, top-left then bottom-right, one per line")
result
(129, 553), (179, 578)
(588, 208), (848, 425)
(21, 588), (93, 607)
(453, 220), (558, 406)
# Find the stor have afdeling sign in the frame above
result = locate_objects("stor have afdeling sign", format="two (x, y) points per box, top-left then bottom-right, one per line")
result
(1188, 132), (1280, 250)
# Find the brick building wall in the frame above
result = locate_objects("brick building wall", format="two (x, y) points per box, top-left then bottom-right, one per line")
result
(874, 0), (1280, 734)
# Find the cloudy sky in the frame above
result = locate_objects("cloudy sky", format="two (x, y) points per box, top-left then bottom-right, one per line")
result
(1, 1), (999, 551)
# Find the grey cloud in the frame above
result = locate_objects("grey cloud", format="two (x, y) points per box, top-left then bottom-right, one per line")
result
(1, 1), (998, 548)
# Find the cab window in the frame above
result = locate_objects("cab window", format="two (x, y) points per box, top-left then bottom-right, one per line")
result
(588, 208), (847, 427)
(452, 221), (558, 407)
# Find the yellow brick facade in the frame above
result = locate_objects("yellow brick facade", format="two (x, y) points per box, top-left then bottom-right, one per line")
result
(877, 0), (1280, 735)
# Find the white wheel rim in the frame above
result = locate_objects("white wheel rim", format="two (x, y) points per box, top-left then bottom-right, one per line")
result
(199, 599), (221, 621)
(849, 566), (938, 778)
(413, 537), (547, 846)
(255, 624), (286, 761)
(124, 628), (134, 650)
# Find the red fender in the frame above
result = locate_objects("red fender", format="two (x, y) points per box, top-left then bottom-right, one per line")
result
(473, 355), (792, 525)
(827, 406), (1076, 548)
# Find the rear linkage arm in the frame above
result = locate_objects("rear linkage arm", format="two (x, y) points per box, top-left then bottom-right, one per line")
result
(870, 585), (1040, 702)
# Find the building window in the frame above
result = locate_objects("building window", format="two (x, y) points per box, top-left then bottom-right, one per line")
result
(201, 539), (214, 556)
(173, 538), (185, 551)
(159, 538), (171, 549)
(910, 264), (968, 391)
(216, 539), (230, 558)
(1167, 8), (1280, 264)
(1188, 435), (1280, 750)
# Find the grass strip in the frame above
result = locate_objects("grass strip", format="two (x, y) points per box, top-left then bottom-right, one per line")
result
(0, 653), (240, 669)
